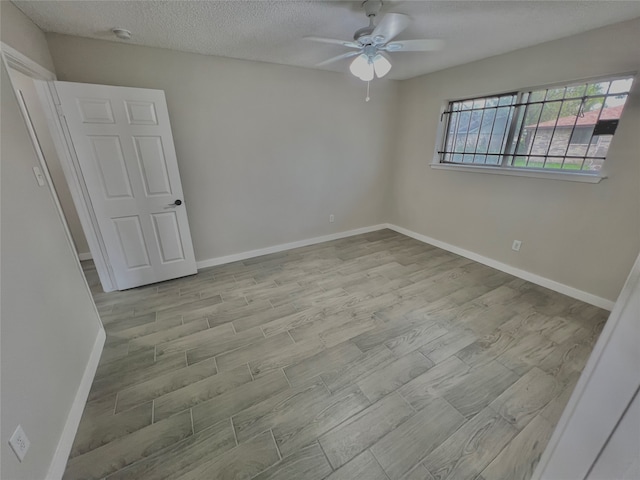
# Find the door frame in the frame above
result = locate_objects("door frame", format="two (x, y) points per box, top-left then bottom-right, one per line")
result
(1, 42), (117, 292)
(0, 42), (113, 301)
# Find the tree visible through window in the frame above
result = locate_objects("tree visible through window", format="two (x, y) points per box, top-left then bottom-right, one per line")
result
(438, 76), (634, 173)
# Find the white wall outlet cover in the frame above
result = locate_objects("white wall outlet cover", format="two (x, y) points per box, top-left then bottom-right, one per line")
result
(512, 240), (522, 251)
(9, 425), (30, 462)
(329, 214), (335, 223)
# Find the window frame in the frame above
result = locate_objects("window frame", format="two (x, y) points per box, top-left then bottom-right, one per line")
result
(430, 73), (636, 183)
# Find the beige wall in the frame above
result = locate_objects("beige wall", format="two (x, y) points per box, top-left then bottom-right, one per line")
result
(46, 34), (399, 263)
(1, 61), (102, 480)
(389, 18), (640, 302)
(0, 1), (55, 72)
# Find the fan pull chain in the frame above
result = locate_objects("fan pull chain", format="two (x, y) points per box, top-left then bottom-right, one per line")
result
(366, 81), (371, 102)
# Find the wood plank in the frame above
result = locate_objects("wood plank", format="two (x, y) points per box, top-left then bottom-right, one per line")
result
(90, 353), (186, 401)
(480, 415), (555, 480)
(115, 357), (218, 413)
(489, 367), (562, 430)
(419, 328), (477, 364)
(283, 341), (363, 386)
(71, 402), (152, 458)
(215, 332), (294, 372)
(320, 345), (397, 394)
(357, 351), (434, 403)
(232, 378), (331, 444)
(422, 407), (519, 480)
(233, 303), (297, 332)
(185, 327), (266, 365)
(107, 316), (183, 341)
(106, 419), (235, 480)
(398, 356), (471, 411)
(455, 331), (518, 368)
(384, 322), (448, 357)
(250, 443), (333, 480)
(174, 431), (280, 480)
(403, 464), (436, 480)
(154, 364), (253, 422)
(275, 385), (371, 457)
(127, 318), (209, 352)
(540, 373), (580, 425)
(441, 361), (520, 417)
(494, 332), (557, 376)
(351, 313), (427, 351)
(324, 450), (389, 480)
(319, 392), (414, 469)
(63, 410), (193, 480)
(192, 370), (290, 433)
(154, 322), (236, 357)
(250, 336), (326, 378)
(370, 396), (466, 480)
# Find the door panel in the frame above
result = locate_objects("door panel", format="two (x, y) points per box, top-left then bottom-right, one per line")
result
(113, 216), (150, 268)
(77, 98), (115, 123)
(133, 136), (172, 196)
(89, 136), (133, 198)
(125, 100), (158, 125)
(151, 212), (185, 263)
(55, 82), (197, 289)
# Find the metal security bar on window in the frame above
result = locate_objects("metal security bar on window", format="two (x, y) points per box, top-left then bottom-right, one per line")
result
(438, 76), (634, 173)
(440, 93), (518, 165)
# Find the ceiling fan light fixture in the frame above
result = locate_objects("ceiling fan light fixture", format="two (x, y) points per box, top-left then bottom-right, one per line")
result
(373, 54), (392, 78)
(350, 54), (374, 81)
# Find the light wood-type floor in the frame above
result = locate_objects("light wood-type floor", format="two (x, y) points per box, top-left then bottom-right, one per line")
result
(66, 230), (607, 480)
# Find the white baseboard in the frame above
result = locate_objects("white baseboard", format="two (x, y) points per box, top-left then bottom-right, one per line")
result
(46, 328), (105, 480)
(195, 221), (614, 311)
(196, 224), (388, 270)
(77, 252), (92, 261)
(385, 223), (615, 311)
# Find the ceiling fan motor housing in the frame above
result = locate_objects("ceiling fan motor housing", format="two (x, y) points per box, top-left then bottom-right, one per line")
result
(354, 0), (383, 43)
(363, 0), (383, 18)
(354, 25), (374, 43)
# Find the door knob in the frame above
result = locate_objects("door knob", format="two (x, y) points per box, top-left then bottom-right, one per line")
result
(169, 199), (182, 206)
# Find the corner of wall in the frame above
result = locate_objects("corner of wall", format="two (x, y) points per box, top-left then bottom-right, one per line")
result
(0, 1), (56, 75)
(381, 78), (406, 225)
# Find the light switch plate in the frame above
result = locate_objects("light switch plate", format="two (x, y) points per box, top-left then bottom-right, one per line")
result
(33, 166), (46, 187)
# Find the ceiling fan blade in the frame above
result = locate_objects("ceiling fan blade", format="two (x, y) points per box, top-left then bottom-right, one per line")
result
(316, 51), (361, 67)
(371, 13), (410, 43)
(385, 39), (444, 52)
(304, 36), (361, 49)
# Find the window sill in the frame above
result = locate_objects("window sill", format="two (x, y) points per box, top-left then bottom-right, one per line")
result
(430, 163), (605, 184)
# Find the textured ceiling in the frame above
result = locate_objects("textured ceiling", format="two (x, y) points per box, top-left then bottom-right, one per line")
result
(13, 0), (640, 80)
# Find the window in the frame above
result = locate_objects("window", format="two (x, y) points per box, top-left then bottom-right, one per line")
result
(437, 76), (634, 175)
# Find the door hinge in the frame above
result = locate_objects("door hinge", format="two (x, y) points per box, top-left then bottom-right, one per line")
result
(55, 104), (65, 117)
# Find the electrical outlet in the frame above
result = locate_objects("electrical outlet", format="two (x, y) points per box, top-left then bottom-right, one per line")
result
(329, 214), (335, 223)
(512, 240), (522, 252)
(9, 425), (30, 462)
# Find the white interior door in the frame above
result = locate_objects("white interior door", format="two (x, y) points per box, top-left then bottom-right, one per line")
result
(55, 81), (197, 290)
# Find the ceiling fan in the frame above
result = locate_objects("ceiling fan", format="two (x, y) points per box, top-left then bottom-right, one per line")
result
(306, 0), (443, 81)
